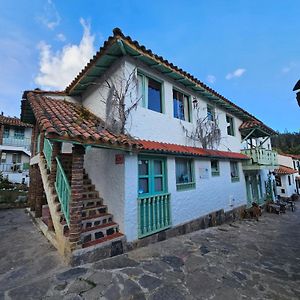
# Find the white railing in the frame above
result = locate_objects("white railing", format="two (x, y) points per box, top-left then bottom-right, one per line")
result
(2, 137), (31, 150)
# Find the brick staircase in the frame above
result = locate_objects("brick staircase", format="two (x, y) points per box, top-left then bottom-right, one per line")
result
(40, 153), (124, 256)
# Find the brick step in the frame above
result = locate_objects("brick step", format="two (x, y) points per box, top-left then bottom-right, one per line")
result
(82, 198), (104, 208)
(82, 191), (99, 200)
(81, 213), (113, 230)
(81, 223), (119, 245)
(82, 232), (124, 249)
(83, 178), (92, 185)
(83, 184), (96, 192)
(81, 205), (108, 219)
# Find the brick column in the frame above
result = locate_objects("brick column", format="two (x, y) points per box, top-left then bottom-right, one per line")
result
(28, 165), (36, 211)
(31, 124), (38, 156)
(49, 141), (62, 187)
(35, 167), (43, 218)
(39, 131), (45, 155)
(69, 144), (85, 249)
(0, 125), (4, 145)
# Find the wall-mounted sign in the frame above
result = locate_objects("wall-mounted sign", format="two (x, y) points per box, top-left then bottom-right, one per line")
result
(199, 168), (209, 179)
(115, 154), (124, 165)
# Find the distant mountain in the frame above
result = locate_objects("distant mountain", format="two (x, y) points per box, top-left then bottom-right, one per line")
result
(271, 131), (300, 155)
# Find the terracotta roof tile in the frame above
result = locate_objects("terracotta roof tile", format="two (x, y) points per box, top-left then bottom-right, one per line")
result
(138, 140), (249, 160)
(0, 115), (33, 128)
(274, 165), (298, 175)
(26, 92), (139, 149)
(239, 120), (276, 135)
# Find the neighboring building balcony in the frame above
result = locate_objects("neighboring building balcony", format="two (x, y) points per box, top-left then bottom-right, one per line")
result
(2, 136), (31, 150)
(241, 148), (278, 170)
(0, 162), (29, 173)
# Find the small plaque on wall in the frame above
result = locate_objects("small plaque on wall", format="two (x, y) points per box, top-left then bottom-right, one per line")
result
(199, 168), (209, 179)
(115, 154), (124, 164)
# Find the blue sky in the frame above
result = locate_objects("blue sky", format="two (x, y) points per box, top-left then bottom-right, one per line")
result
(0, 0), (299, 132)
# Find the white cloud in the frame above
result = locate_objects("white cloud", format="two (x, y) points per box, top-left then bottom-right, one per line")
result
(37, 0), (61, 30)
(281, 62), (297, 74)
(225, 68), (246, 80)
(35, 18), (95, 90)
(56, 33), (66, 42)
(206, 75), (216, 84)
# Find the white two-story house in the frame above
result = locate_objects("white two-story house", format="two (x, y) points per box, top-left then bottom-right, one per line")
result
(0, 115), (32, 185)
(21, 28), (278, 263)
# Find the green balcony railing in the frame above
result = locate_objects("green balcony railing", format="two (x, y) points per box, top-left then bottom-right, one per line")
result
(241, 148), (278, 167)
(55, 157), (71, 226)
(43, 139), (53, 170)
(138, 193), (171, 238)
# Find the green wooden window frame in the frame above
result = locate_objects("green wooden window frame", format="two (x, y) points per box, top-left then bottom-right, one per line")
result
(175, 158), (195, 191)
(137, 71), (164, 114)
(138, 156), (167, 197)
(211, 160), (220, 176)
(226, 114), (235, 136)
(173, 89), (192, 122)
(230, 161), (239, 182)
(14, 127), (25, 139)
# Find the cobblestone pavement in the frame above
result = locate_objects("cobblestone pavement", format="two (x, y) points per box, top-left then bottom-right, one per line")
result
(1, 208), (300, 300)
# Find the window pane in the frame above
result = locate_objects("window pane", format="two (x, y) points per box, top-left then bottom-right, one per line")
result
(226, 115), (234, 136)
(4, 127), (9, 138)
(230, 162), (238, 177)
(211, 160), (219, 173)
(176, 158), (192, 183)
(138, 178), (149, 194)
(137, 74), (144, 103)
(173, 90), (184, 120)
(138, 159), (149, 175)
(154, 160), (162, 175)
(154, 177), (163, 192)
(207, 105), (214, 121)
(148, 78), (162, 113)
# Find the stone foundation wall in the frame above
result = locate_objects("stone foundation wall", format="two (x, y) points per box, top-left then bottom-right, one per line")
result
(126, 205), (246, 252)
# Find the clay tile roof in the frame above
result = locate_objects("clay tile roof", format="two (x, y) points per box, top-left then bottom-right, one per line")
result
(239, 120), (277, 135)
(0, 115), (33, 128)
(26, 92), (140, 148)
(138, 140), (249, 160)
(274, 165), (298, 175)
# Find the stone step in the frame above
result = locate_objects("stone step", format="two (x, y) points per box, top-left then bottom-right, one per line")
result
(81, 213), (113, 230)
(81, 222), (120, 245)
(83, 178), (92, 185)
(82, 232), (124, 249)
(82, 205), (107, 219)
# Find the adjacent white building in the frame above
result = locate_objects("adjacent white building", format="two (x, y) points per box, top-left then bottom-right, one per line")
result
(0, 115), (32, 185)
(275, 154), (299, 197)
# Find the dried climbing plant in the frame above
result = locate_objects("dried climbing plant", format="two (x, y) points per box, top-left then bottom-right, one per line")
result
(181, 103), (221, 149)
(97, 66), (142, 134)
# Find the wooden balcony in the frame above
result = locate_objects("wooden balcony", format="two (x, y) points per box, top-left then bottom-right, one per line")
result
(241, 148), (278, 170)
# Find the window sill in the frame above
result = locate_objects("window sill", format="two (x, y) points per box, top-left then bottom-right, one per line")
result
(231, 177), (240, 182)
(211, 172), (220, 177)
(176, 182), (196, 191)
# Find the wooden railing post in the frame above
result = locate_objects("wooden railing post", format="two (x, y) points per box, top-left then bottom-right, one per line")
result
(69, 144), (85, 249)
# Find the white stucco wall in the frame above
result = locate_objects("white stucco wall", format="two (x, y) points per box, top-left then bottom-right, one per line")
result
(123, 154), (247, 242)
(278, 154), (294, 169)
(83, 147), (126, 233)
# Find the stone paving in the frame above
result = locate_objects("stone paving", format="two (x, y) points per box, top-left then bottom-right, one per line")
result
(0, 208), (300, 300)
